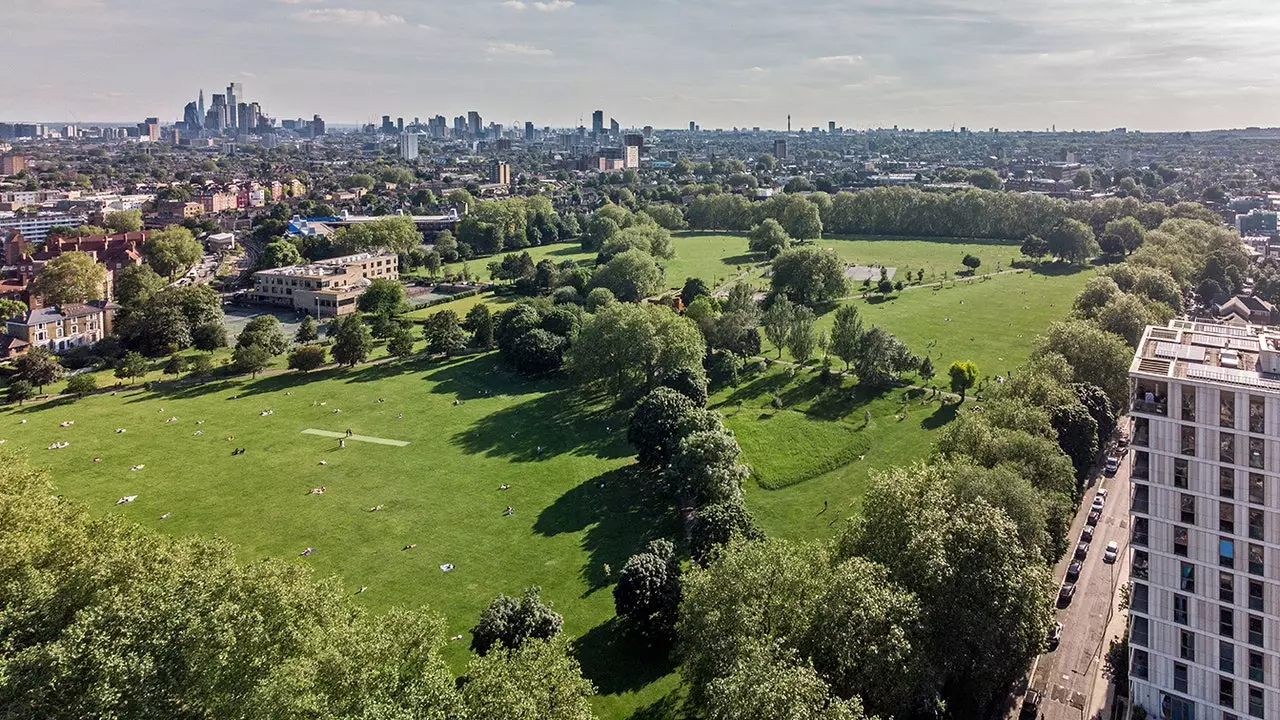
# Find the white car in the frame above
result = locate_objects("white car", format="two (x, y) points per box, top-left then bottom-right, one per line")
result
(1092, 490), (1107, 511)
(1103, 541), (1119, 564)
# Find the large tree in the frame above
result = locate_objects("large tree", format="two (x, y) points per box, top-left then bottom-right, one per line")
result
(470, 587), (564, 656)
(357, 278), (407, 316)
(829, 304), (864, 371)
(113, 264), (165, 307)
(423, 310), (467, 357)
(30, 251), (109, 304)
(331, 216), (422, 254)
(1046, 218), (1099, 265)
(103, 209), (143, 233)
(259, 239), (302, 269)
(747, 219), (791, 255)
(771, 247), (848, 307)
(13, 347), (63, 393)
(461, 638), (596, 720)
(568, 302), (705, 400)
(1033, 320), (1133, 410)
(144, 225), (203, 279)
(331, 314), (374, 366)
(613, 539), (682, 639)
(589, 248), (663, 303)
(236, 315), (289, 356)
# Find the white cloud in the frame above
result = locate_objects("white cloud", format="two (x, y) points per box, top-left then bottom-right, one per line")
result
(486, 42), (553, 56)
(502, 1), (527, 8)
(810, 55), (863, 66)
(503, 0), (573, 10)
(296, 8), (406, 27)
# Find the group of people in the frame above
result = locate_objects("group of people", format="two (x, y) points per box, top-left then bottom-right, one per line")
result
(231, 447), (247, 456)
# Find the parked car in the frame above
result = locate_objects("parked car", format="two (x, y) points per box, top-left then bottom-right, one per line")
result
(1081, 525), (1095, 543)
(1092, 492), (1107, 511)
(1075, 540), (1089, 560)
(1087, 509), (1102, 526)
(1066, 560), (1083, 581)
(1103, 541), (1120, 564)
(1047, 621), (1064, 648)
(1020, 690), (1042, 720)
(1105, 456), (1120, 476)
(1058, 582), (1077, 606)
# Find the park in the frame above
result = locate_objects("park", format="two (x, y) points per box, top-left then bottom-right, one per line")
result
(0, 231), (1093, 718)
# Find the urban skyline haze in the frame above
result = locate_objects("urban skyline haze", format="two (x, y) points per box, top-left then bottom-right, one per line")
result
(2, 0), (1277, 131)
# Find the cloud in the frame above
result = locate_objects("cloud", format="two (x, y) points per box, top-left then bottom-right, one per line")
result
(276, 0), (324, 4)
(296, 8), (407, 27)
(486, 42), (553, 56)
(502, 0), (574, 10)
(810, 55), (863, 66)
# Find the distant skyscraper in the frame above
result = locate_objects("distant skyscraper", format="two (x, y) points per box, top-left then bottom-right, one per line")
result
(467, 111), (482, 137)
(226, 82), (242, 130)
(396, 117), (404, 133)
(183, 102), (201, 130)
(610, 118), (619, 136)
(237, 104), (250, 134)
(524, 121), (535, 142)
(454, 116), (466, 136)
(208, 94), (228, 132)
(143, 117), (160, 142)
(381, 115), (395, 134)
(592, 110), (604, 138)
(490, 160), (511, 185)
(197, 89), (205, 125)
(399, 132), (419, 161)
(828, 120), (836, 133)
(311, 114), (326, 137)
(642, 126), (653, 139)
(689, 121), (696, 132)
(774, 139), (788, 160)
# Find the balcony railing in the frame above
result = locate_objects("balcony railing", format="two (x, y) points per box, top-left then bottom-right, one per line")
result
(1133, 397), (1168, 416)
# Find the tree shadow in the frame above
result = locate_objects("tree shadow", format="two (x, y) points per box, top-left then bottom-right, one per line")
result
(716, 370), (791, 407)
(533, 466), (678, 593)
(920, 402), (959, 429)
(122, 376), (249, 404)
(573, 617), (678, 696)
(625, 688), (687, 720)
(719, 252), (762, 267)
(450, 388), (631, 462)
(424, 353), (546, 401)
(1029, 261), (1090, 277)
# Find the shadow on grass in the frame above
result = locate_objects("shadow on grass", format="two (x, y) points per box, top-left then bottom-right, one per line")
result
(534, 466), (677, 594)
(626, 688), (686, 720)
(573, 617), (677, 696)
(425, 353), (546, 401)
(719, 252), (763, 267)
(716, 369), (791, 407)
(920, 402), (959, 429)
(1030, 261), (1091, 277)
(451, 387), (631, 462)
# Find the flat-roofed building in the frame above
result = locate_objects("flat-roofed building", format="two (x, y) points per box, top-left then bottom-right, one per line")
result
(249, 252), (398, 318)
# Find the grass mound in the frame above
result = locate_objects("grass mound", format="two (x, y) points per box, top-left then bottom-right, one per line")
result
(730, 409), (870, 489)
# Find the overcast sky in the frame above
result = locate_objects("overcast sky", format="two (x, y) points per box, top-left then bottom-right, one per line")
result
(3, 0), (1277, 131)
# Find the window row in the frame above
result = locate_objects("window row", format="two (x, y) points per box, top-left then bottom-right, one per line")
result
(1179, 390), (1267, 435)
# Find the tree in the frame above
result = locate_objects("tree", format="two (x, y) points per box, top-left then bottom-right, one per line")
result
(568, 303), (705, 400)
(331, 314), (374, 366)
(423, 310), (467, 357)
(614, 539), (682, 638)
(465, 304), (495, 348)
(1052, 403), (1099, 480)
(1072, 169), (1093, 189)
(114, 351), (149, 383)
(295, 315), (319, 343)
(7, 379), (35, 405)
(656, 365), (709, 406)
(961, 254), (981, 271)
(584, 287), (616, 312)
(65, 374), (98, 397)
(189, 354), (215, 377)
(1046, 218), (1099, 265)
(967, 169), (1002, 190)
(645, 203), (687, 231)
(919, 355), (935, 383)
(434, 230), (460, 262)
(590, 249), (662, 303)
(162, 354), (189, 375)
(704, 642), (869, 720)
(690, 502), (764, 565)
(627, 387), (705, 470)
(948, 360), (978, 401)
(14, 347), (64, 393)
(461, 638), (596, 720)
(191, 322), (227, 352)
(853, 327), (917, 386)
(0, 298), (26, 321)
(1033, 320), (1133, 411)
(236, 316), (289, 356)
(1020, 234), (1049, 261)
(669, 427), (749, 509)
(232, 343), (272, 378)
(786, 305), (817, 364)
(828, 304), (864, 371)
(681, 277), (712, 307)
(386, 323), (416, 357)
(357, 278), (406, 316)
(287, 344), (327, 372)
(259, 239), (302, 269)
(748, 219), (791, 255)
(761, 296), (795, 357)
(30, 251), (109, 304)
(509, 329), (567, 376)
(1096, 293), (1159, 347)
(144, 225), (203, 278)
(345, 173), (375, 190)
(471, 587), (564, 656)
(1072, 276), (1123, 319)
(112, 264), (164, 308)
(771, 247), (848, 307)
(332, 216), (422, 254)
(103, 209), (143, 233)
(580, 215), (620, 252)
(1105, 217), (1146, 254)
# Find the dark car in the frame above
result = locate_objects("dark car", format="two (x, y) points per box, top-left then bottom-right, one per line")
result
(1058, 582), (1077, 607)
(1081, 525), (1095, 543)
(1020, 689), (1043, 720)
(1087, 509), (1101, 526)
(1066, 560), (1083, 581)
(1074, 540), (1089, 560)
(1047, 621), (1063, 649)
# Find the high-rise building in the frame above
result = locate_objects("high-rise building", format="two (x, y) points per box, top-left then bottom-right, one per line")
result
(610, 118), (620, 137)
(524, 121), (535, 142)
(397, 117), (404, 133)
(237, 104), (251, 134)
(208, 94), (228, 132)
(248, 102), (262, 131)
(642, 126), (653, 139)
(467, 111), (482, 137)
(1, 154), (27, 176)
(1128, 319), (1280, 720)
(226, 82), (242, 130)
(381, 115), (395, 134)
(592, 110), (604, 138)
(454, 116), (467, 137)
(689, 121), (696, 132)
(183, 101), (202, 131)
(828, 121), (836, 133)
(399, 132), (419, 161)
(490, 161), (511, 185)
(197, 89), (205, 125)
(774, 139), (788, 160)
(143, 117), (160, 142)
(311, 114), (326, 137)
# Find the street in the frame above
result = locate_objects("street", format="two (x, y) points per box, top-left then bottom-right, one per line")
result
(1028, 438), (1132, 720)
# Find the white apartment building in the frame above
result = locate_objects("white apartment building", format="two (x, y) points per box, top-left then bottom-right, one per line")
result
(1129, 320), (1280, 720)
(0, 212), (85, 243)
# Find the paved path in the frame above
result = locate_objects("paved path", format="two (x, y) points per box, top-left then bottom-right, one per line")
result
(301, 429), (410, 447)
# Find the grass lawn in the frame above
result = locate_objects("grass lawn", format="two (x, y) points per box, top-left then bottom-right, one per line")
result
(402, 291), (522, 321)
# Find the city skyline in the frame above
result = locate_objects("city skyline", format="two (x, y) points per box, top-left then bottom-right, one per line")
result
(3, 0), (1279, 131)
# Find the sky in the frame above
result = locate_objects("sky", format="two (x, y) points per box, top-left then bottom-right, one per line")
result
(3, 0), (1279, 131)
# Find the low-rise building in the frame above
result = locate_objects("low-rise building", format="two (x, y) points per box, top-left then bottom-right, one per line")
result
(248, 252), (398, 318)
(2, 301), (117, 356)
(0, 211), (85, 243)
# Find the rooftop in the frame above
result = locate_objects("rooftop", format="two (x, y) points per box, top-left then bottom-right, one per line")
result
(1131, 319), (1280, 392)
(254, 252), (389, 278)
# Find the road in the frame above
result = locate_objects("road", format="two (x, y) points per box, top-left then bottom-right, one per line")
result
(1027, 436), (1132, 720)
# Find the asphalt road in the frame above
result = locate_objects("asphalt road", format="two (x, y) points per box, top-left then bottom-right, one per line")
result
(1028, 443), (1132, 720)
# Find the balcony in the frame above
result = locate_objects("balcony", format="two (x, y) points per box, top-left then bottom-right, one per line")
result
(1132, 452), (1150, 480)
(1133, 381), (1169, 417)
(1133, 418), (1150, 447)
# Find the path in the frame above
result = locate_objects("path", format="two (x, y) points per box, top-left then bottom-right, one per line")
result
(301, 429), (410, 447)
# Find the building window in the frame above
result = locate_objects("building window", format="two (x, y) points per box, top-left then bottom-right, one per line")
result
(1132, 649), (1149, 679)
(1223, 432), (1238, 464)
(1184, 427), (1199, 457)
(1222, 641), (1237, 673)
(1175, 526), (1189, 557)
(1135, 550), (1150, 580)
(1223, 503), (1237, 533)
(1134, 517), (1149, 546)
(1132, 615), (1150, 646)
(1222, 677), (1237, 709)
(1135, 483), (1150, 514)
(1174, 662), (1189, 693)
(1250, 509), (1265, 541)
(1223, 391), (1237, 428)
(1182, 562), (1197, 593)
(1249, 544), (1265, 577)
(1134, 450), (1151, 479)
(1184, 391), (1198, 422)
(1183, 494), (1198, 524)
(1223, 539), (1237, 569)
(1176, 458), (1191, 487)
(1134, 583), (1149, 613)
(1250, 474), (1266, 505)
(1250, 395), (1265, 434)
(1248, 615), (1264, 647)
(1222, 607), (1236, 638)
(1250, 438), (1265, 470)
(1249, 686), (1264, 719)
(1249, 651), (1265, 683)
(1175, 594), (1190, 624)
(1181, 629), (1197, 661)
(1222, 571), (1237, 602)
(1249, 580), (1264, 612)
